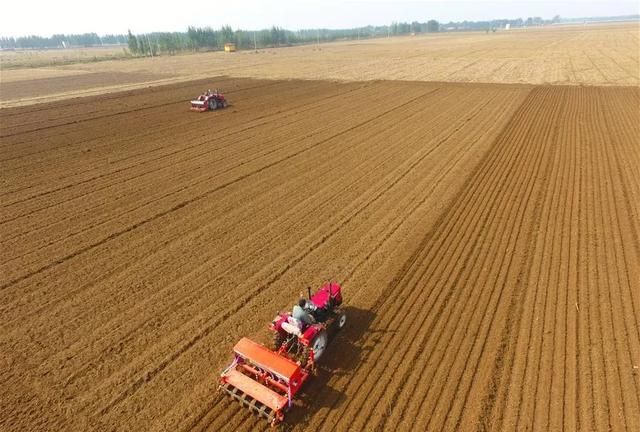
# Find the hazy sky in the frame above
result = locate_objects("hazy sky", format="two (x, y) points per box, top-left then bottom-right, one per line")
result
(1, 1), (638, 37)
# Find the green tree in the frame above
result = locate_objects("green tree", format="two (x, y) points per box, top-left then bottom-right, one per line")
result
(271, 26), (280, 46)
(127, 30), (139, 54)
(220, 25), (234, 44)
(187, 26), (200, 49)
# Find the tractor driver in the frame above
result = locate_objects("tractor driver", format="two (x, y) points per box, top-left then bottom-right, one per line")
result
(292, 298), (315, 326)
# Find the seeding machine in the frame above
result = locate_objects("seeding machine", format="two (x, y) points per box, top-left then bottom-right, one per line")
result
(219, 282), (346, 426)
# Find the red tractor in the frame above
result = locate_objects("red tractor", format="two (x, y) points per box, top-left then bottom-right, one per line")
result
(219, 282), (345, 426)
(270, 282), (346, 366)
(190, 88), (228, 112)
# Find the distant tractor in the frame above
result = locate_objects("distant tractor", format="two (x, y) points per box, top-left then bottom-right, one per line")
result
(224, 43), (236, 52)
(190, 89), (228, 112)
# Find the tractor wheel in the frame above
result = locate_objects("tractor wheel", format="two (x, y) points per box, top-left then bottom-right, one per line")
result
(273, 332), (286, 350)
(309, 330), (328, 362)
(208, 99), (217, 110)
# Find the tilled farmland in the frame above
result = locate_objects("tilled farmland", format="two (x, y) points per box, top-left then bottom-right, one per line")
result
(1, 78), (639, 432)
(2, 24), (638, 110)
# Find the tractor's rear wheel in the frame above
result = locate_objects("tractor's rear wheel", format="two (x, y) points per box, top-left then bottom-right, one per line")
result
(208, 99), (217, 110)
(309, 330), (328, 362)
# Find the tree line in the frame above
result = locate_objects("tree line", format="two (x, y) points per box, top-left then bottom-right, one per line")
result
(7, 13), (635, 52)
(439, 14), (638, 30)
(0, 20), (442, 52)
(126, 20), (444, 56)
(0, 33), (126, 49)
(440, 16), (556, 31)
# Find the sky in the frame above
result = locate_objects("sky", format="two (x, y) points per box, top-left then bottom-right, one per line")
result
(1, 0), (638, 37)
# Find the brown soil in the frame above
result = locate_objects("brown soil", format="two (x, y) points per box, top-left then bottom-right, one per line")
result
(0, 71), (167, 100)
(0, 78), (638, 432)
(1, 23), (638, 108)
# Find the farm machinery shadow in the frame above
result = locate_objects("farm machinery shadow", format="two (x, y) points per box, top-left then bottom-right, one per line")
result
(280, 305), (377, 430)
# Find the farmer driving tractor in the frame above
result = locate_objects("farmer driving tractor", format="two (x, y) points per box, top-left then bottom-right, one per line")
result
(292, 298), (316, 325)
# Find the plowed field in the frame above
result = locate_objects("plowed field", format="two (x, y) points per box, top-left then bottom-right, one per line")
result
(1, 78), (639, 432)
(2, 23), (638, 108)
